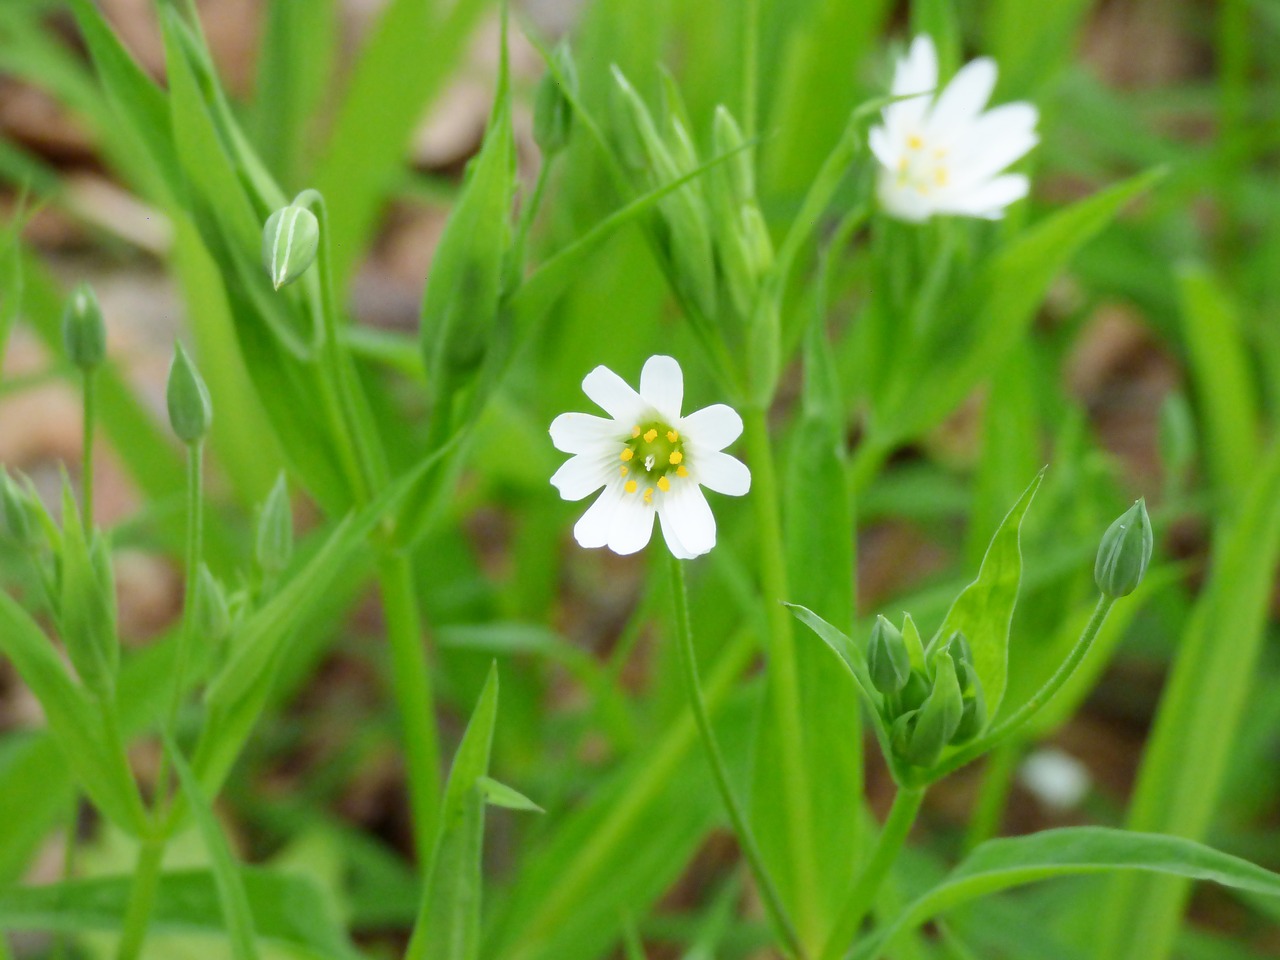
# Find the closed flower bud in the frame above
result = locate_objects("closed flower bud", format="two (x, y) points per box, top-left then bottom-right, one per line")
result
(166, 342), (212, 444)
(57, 484), (118, 700)
(533, 42), (576, 157)
(899, 669), (930, 714)
(868, 615), (911, 697)
(1095, 498), (1153, 599)
(262, 205), (320, 290)
(711, 106), (754, 206)
(941, 630), (973, 671)
(256, 473), (293, 578)
(901, 654), (963, 767)
(62, 283), (106, 371)
(954, 660), (987, 742)
(194, 564), (231, 643)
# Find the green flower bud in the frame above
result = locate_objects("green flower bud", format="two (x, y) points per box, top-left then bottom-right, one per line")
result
(941, 630), (973, 671)
(533, 42), (576, 157)
(262, 205), (320, 291)
(1095, 498), (1153, 599)
(868, 615), (910, 697)
(901, 653), (963, 767)
(61, 283), (107, 371)
(57, 483), (117, 700)
(610, 65), (668, 176)
(166, 342), (212, 445)
(711, 106), (754, 206)
(899, 669), (930, 714)
(256, 473), (293, 578)
(194, 564), (231, 644)
(740, 204), (774, 277)
(953, 660), (987, 742)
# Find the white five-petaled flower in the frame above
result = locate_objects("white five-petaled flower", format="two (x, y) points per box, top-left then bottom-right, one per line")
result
(550, 355), (750, 559)
(870, 35), (1038, 223)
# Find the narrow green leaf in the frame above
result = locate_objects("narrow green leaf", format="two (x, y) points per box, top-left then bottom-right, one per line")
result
(851, 828), (1280, 960)
(931, 469), (1044, 717)
(406, 664), (500, 960)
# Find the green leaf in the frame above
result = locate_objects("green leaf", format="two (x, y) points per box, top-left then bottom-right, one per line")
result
(930, 469), (1044, 718)
(0, 867), (352, 958)
(477, 776), (543, 814)
(850, 828), (1280, 960)
(165, 736), (260, 960)
(406, 664), (499, 960)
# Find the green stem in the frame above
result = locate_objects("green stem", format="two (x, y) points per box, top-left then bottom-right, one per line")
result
(929, 595), (1116, 783)
(962, 740), (1021, 851)
(81, 370), (96, 526)
(668, 554), (801, 958)
(742, 406), (821, 948)
(377, 550), (441, 862)
(162, 442), (205, 744)
(820, 786), (926, 960)
(114, 836), (166, 960)
(52, 796), (79, 960)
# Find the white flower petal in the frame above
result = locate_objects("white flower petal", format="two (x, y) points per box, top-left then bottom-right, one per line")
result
(939, 173), (1029, 218)
(607, 492), (656, 555)
(661, 480), (716, 557)
(949, 102), (1038, 186)
(573, 482), (624, 549)
(926, 57), (997, 141)
(679, 403), (743, 451)
(883, 36), (937, 143)
(692, 450), (751, 496)
(549, 412), (623, 454)
(657, 505), (699, 559)
(639, 354), (684, 422)
(582, 365), (646, 424)
(868, 124), (899, 171)
(877, 171), (935, 222)
(550, 453), (611, 501)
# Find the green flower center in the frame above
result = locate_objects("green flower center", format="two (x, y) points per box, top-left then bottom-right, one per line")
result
(619, 420), (688, 502)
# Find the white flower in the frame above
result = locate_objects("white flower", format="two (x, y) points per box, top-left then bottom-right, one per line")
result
(1018, 747), (1091, 813)
(549, 355), (751, 559)
(869, 35), (1038, 222)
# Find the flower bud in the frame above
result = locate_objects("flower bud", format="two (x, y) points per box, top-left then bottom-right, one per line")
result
(256, 473), (293, 578)
(262, 204), (320, 291)
(57, 483), (118, 700)
(62, 283), (107, 371)
(533, 42), (576, 157)
(711, 106), (754, 206)
(941, 630), (973, 671)
(868, 615), (910, 697)
(194, 564), (231, 644)
(900, 653), (963, 767)
(1094, 498), (1153, 599)
(166, 342), (212, 445)
(953, 660), (987, 742)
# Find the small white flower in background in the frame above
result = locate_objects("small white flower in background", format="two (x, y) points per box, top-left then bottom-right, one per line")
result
(870, 35), (1039, 223)
(1019, 747), (1091, 813)
(550, 355), (750, 559)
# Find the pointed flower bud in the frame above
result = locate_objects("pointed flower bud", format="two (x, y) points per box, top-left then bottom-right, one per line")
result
(954, 660), (987, 742)
(263, 204), (320, 290)
(533, 42), (576, 157)
(194, 564), (231, 644)
(901, 653), (964, 766)
(166, 342), (212, 445)
(256, 473), (293, 578)
(868, 615), (911, 697)
(1095, 498), (1153, 599)
(62, 283), (106, 371)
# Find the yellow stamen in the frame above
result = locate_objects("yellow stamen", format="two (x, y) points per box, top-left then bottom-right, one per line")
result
(934, 167), (948, 186)
(677, 465), (689, 477)
(668, 450), (683, 465)
(643, 487), (653, 504)
(907, 134), (923, 150)
(620, 448), (634, 462)
(657, 476), (670, 492)
(620, 466), (629, 477)
(624, 479), (638, 494)
(643, 428), (658, 443)
(666, 430), (679, 442)
(631, 425), (642, 438)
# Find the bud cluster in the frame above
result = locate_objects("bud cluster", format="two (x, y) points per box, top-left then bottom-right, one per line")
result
(867, 615), (987, 770)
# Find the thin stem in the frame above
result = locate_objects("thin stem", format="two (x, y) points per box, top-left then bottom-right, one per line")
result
(820, 786), (926, 960)
(668, 554), (801, 959)
(52, 796), (79, 960)
(929, 595), (1116, 783)
(963, 741), (1021, 851)
(114, 836), (166, 960)
(81, 370), (96, 526)
(377, 550), (441, 863)
(162, 442), (205, 743)
(742, 406), (822, 948)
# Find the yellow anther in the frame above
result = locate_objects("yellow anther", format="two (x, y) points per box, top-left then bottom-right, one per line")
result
(934, 167), (948, 186)
(620, 448), (634, 462)
(677, 465), (689, 477)
(643, 487), (654, 504)
(620, 466), (629, 477)
(657, 476), (670, 492)
(666, 430), (679, 442)
(643, 428), (658, 443)
(625, 479), (638, 494)
(907, 134), (923, 150)
(631, 425), (642, 438)
(668, 450), (683, 465)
